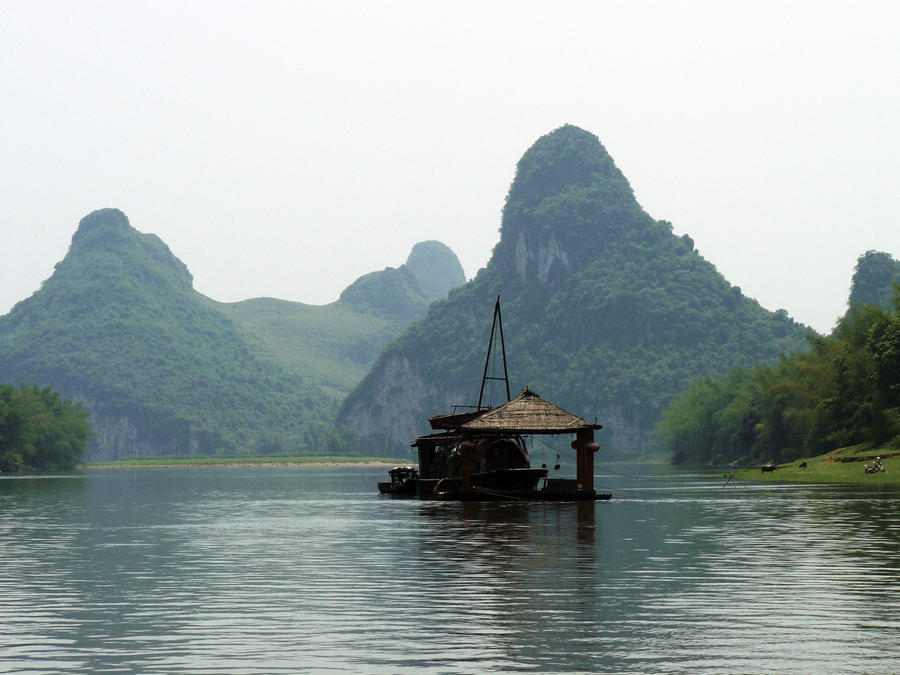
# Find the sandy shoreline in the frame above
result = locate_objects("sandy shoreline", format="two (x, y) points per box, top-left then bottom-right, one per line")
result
(176, 461), (398, 468)
(87, 460), (406, 469)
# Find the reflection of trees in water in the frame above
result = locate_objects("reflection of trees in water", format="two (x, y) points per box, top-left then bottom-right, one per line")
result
(722, 485), (900, 573)
(805, 487), (900, 572)
(695, 484), (900, 641)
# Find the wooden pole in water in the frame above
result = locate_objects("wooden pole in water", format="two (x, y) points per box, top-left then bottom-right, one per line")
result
(460, 441), (474, 493)
(575, 429), (595, 492)
(575, 437), (584, 488)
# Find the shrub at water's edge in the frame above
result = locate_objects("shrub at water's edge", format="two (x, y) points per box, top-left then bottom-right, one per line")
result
(0, 383), (92, 472)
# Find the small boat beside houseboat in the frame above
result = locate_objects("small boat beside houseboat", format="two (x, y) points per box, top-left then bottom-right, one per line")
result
(377, 465), (419, 495)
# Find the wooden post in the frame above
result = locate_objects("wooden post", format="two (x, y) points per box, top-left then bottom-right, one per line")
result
(460, 441), (474, 492)
(575, 439), (584, 488)
(575, 429), (594, 492)
(584, 435), (596, 493)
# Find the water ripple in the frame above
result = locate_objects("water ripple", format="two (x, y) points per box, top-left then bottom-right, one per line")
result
(2, 468), (899, 673)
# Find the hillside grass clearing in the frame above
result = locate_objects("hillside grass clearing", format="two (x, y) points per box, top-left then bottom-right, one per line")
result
(731, 444), (900, 485)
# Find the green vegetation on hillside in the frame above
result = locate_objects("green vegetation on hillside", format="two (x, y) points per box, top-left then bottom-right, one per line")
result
(404, 240), (467, 302)
(661, 297), (900, 465)
(339, 125), (811, 456)
(0, 383), (92, 472)
(219, 298), (411, 402)
(848, 250), (900, 311)
(222, 240), (465, 400)
(338, 239), (465, 321)
(0, 209), (330, 459)
(0, 209), (466, 461)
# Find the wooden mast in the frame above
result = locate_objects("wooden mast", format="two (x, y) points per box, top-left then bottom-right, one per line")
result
(477, 296), (511, 410)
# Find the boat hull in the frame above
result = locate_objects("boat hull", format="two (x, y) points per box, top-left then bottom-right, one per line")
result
(435, 486), (611, 501)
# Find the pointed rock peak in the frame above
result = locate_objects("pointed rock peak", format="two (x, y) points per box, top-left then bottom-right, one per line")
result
(406, 240), (455, 267)
(404, 240), (466, 302)
(72, 208), (132, 247)
(496, 124), (648, 285)
(505, 124), (632, 211)
(78, 207), (130, 230)
(849, 250), (900, 311)
(338, 240), (465, 320)
(62, 208), (193, 289)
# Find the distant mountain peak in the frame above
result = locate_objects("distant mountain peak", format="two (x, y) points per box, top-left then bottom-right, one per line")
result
(61, 208), (193, 290)
(848, 250), (900, 311)
(337, 126), (811, 457)
(0, 210), (467, 461)
(495, 124), (648, 286)
(73, 207), (130, 238)
(339, 240), (465, 319)
(404, 240), (466, 302)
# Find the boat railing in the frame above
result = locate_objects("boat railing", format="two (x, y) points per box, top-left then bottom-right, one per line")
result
(450, 404), (490, 414)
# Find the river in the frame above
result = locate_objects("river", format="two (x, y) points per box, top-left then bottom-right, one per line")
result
(1, 465), (899, 673)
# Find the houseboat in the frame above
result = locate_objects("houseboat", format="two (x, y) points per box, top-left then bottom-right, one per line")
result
(378, 297), (609, 501)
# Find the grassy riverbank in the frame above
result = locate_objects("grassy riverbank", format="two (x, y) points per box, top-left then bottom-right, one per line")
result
(88, 455), (408, 469)
(732, 444), (900, 485)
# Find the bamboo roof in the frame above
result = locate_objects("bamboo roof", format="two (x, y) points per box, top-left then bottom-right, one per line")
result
(458, 388), (601, 435)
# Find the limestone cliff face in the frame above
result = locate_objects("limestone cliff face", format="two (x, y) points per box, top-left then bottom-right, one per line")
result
(340, 347), (658, 459)
(513, 231), (571, 284)
(339, 352), (462, 455)
(337, 124), (812, 457)
(79, 402), (203, 461)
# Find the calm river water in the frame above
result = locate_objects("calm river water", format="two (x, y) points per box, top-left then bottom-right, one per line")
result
(1, 465), (899, 674)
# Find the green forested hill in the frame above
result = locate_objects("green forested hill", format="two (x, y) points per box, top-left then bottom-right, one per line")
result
(218, 298), (403, 403)
(338, 240), (464, 321)
(0, 210), (464, 460)
(338, 125), (812, 457)
(0, 209), (329, 459)
(661, 251), (900, 465)
(220, 241), (464, 400)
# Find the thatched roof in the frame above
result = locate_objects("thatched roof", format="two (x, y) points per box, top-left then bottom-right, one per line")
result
(458, 388), (601, 435)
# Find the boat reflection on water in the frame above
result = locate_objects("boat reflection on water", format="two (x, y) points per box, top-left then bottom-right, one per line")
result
(416, 499), (601, 573)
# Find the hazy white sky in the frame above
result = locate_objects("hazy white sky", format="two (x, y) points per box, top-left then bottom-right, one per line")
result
(1, 0), (897, 333)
